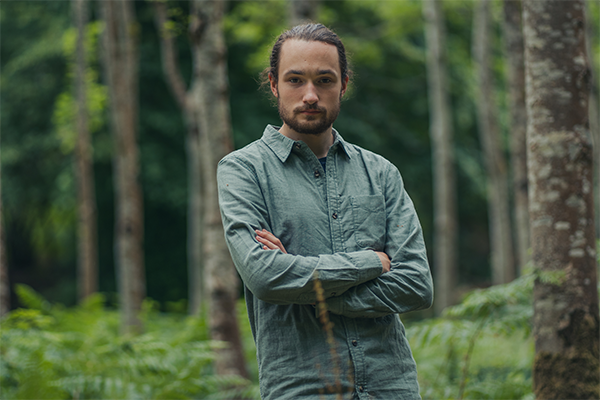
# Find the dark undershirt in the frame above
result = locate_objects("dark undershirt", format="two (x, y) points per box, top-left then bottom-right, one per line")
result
(319, 157), (327, 173)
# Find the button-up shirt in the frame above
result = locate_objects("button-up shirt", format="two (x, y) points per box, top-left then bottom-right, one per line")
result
(217, 125), (433, 399)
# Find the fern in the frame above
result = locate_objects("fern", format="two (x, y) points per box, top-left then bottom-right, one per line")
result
(0, 286), (259, 400)
(407, 274), (535, 400)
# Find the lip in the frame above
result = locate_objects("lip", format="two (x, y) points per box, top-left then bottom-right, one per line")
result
(300, 110), (322, 114)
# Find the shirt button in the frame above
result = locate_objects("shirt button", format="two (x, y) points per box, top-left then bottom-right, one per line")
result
(295, 143), (301, 149)
(332, 213), (337, 219)
(352, 340), (357, 347)
(314, 170), (320, 178)
(359, 386), (364, 392)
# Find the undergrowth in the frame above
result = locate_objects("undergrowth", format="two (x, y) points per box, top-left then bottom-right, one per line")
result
(1, 271), (543, 399)
(407, 273), (535, 400)
(0, 285), (259, 400)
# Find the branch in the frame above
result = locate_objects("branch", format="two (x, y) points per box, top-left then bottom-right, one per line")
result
(152, 1), (188, 110)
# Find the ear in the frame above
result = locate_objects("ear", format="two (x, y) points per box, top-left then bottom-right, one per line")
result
(269, 73), (278, 98)
(340, 75), (349, 97)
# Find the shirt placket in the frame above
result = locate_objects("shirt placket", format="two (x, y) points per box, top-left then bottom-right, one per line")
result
(326, 147), (369, 399)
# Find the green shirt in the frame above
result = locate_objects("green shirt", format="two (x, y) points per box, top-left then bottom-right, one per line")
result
(217, 125), (433, 399)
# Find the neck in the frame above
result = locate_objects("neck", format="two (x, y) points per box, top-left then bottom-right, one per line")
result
(279, 124), (334, 158)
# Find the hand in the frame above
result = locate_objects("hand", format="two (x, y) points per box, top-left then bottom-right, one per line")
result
(375, 251), (391, 273)
(255, 229), (287, 254)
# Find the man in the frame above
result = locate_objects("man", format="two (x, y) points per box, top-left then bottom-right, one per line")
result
(217, 23), (433, 399)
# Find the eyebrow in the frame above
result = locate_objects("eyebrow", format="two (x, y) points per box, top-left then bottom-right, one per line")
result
(282, 69), (338, 77)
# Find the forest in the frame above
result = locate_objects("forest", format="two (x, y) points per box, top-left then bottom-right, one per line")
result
(1, 0), (599, 399)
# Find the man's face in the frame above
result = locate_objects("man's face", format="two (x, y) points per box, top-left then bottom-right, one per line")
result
(270, 39), (348, 136)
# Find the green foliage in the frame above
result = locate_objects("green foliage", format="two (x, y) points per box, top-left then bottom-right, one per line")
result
(1, 287), (258, 400)
(53, 21), (108, 155)
(407, 275), (535, 399)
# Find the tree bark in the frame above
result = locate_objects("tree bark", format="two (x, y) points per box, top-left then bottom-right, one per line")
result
(473, 0), (515, 284)
(153, 1), (204, 316)
(190, 0), (248, 378)
(288, 0), (320, 27)
(585, 0), (600, 235)
(101, 0), (145, 334)
(73, 0), (98, 303)
(0, 157), (8, 316)
(422, 0), (457, 315)
(502, 0), (529, 273)
(523, 1), (600, 398)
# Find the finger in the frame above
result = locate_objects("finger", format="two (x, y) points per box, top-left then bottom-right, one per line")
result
(256, 236), (279, 250)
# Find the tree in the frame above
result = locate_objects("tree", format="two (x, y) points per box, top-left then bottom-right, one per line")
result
(288, 0), (319, 27)
(100, 0), (145, 334)
(473, 0), (514, 284)
(422, 0), (457, 314)
(153, 0), (204, 316)
(189, 0), (248, 378)
(0, 158), (8, 316)
(523, 0), (600, 398)
(502, 0), (529, 272)
(73, 0), (98, 303)
(585, 0), (600, 234)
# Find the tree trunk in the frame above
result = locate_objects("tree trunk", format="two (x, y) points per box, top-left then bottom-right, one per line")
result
(502, 0), (529, 273)
(288, 0), (320, 27)
(523, 1), (600, 398)
(0, 159), (8, 316)
(101, 0), (145, 334)
(153, 1), (204, 316)
(585, 0), (600, 235)
(422, 0), (457, 315)
(473, 0), (515, 284)
(74, 0), (98, 303)
(190, 0), (248, 378)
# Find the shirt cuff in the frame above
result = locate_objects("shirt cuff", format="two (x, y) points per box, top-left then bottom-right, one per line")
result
(320, 251), (382, 318)
(351, 250), (384, 283)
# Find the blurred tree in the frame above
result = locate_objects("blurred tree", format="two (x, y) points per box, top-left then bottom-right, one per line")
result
(73, 0), (98, 302)
(422, 0), (457, 314)
(523, 0), (600, 397)
(288, 0), (320, 27)
(502, 0), (529, 273)
(473, 0), (514, 284)
(153, 0), (204, 316)
(100, 0), (145, 334)
(0, 159), (8, 316)
(190, 0), (248, 378)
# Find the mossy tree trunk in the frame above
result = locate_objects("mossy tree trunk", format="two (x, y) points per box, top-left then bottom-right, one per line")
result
(523, 0), (600, 398)
(423, 0), (457, 315)
(101, 0), (145, 334)
(190, 0), (248, 378)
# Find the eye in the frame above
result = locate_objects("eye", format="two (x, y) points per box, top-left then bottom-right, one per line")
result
(289, 77), (301, 84)
(319, 78), (333, 85)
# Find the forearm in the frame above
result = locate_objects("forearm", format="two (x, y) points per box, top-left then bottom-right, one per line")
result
(225, 224), (383, 304)
(324, 258), (433, 318)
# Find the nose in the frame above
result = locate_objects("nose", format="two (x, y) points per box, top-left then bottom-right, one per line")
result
(303, 82), (318, 104)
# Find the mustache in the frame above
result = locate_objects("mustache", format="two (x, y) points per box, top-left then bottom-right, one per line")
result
(294, 104), (326, 113)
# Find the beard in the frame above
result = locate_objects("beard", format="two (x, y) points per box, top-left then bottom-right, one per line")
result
(277, 97), (341, 136)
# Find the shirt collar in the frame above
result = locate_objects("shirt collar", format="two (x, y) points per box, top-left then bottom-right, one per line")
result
(261, 124), (352, 163)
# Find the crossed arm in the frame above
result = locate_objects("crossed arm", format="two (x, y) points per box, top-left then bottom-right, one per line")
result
(218, 155), (433, 317)
(255, 229), (392, 273)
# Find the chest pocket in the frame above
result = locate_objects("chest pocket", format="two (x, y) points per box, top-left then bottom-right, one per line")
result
(351, 195), (386, 250)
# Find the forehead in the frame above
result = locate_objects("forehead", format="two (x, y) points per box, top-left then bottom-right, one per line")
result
(278, 39), (341, 76)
